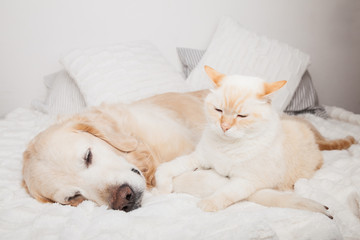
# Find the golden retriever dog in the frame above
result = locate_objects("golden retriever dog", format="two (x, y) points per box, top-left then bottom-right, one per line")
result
(22, 90), (354, 214)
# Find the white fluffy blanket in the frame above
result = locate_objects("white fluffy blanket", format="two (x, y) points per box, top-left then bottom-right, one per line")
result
(0, 108), (360, 240)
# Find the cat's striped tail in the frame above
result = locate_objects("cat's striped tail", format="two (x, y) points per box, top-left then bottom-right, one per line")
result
(317, 106), (358, 150)
(309, 124), (356, 150)
(290, 115), (357, 151)
(316, 136), (356, 151)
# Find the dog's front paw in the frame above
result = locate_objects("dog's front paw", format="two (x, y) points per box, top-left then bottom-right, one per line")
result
(197, 197), (227, 212)
(154, 167), (173, 194)
(155, 180), (173, 194)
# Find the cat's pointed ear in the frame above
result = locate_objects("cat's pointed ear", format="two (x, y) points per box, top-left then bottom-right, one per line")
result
(263, 80), (287, 96)
(204, 66), (225, 87)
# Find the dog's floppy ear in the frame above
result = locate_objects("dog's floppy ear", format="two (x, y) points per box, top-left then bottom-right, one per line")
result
(73, 119), (138, 153)
(126, 141), (159, 188)
(71, 106), (138, 152)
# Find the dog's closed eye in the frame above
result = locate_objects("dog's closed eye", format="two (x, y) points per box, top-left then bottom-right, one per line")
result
(131, 168), (141, 176)
(84, 148), (92, 167)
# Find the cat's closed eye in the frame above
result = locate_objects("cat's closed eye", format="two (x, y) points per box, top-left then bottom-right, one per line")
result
(237, 114), (248, 118)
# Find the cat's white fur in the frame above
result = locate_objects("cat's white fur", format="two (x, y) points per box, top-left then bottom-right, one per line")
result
(155, 66), (326, 215)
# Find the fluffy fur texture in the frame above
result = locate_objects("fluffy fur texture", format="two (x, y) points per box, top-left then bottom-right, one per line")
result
(22, 91), (207, 210)
(23, 81), (353, 214)
(155, 66), (354, 217)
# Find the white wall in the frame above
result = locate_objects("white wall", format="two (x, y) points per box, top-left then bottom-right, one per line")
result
(1, 0), (359, 116)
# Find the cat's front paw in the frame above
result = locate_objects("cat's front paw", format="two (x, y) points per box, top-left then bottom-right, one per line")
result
(154, 166), (173, 194)
(197, 197), (227, 212)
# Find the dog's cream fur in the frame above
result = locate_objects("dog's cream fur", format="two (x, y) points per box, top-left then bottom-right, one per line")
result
(23, 89), (353, 214)
(23, 90), (207, 208)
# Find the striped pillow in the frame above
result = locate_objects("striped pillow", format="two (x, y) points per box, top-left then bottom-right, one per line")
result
(32, 70), (86, 116)
(61, 41), (188, 107)
(177, 47), (327, 118)
(186, 17), (311, 111)
(177, 48), (205, 77)
(284, 71), (328, 118)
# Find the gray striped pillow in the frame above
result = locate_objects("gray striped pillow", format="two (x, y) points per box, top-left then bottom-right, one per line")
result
(284, 71), (328, 118)
(177, 48), (205, 77)
(177, 47), (328, 118)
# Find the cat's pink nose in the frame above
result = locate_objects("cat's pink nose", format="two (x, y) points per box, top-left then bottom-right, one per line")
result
(221, 123), (231, 132)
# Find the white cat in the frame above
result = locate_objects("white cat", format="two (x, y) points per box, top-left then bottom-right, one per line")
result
(155, 66), (329, 214)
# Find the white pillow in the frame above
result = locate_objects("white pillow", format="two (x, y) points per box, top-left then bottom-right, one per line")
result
(186, 17), (311, 111)
(61, 41), (188, 106)
(32, 70), (86, 116)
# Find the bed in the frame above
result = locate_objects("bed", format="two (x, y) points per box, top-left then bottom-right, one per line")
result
(1, 17), (360, 240)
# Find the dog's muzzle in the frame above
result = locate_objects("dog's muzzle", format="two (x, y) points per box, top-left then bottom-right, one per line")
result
(108, 184), (142, 212)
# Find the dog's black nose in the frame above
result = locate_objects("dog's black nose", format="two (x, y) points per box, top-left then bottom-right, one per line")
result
(109, 184), (136, 212)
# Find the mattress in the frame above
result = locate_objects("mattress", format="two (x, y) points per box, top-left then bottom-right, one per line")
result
(0, 107), (360, 240)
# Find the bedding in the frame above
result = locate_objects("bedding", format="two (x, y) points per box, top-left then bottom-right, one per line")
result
(0, 107), (360, 239)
